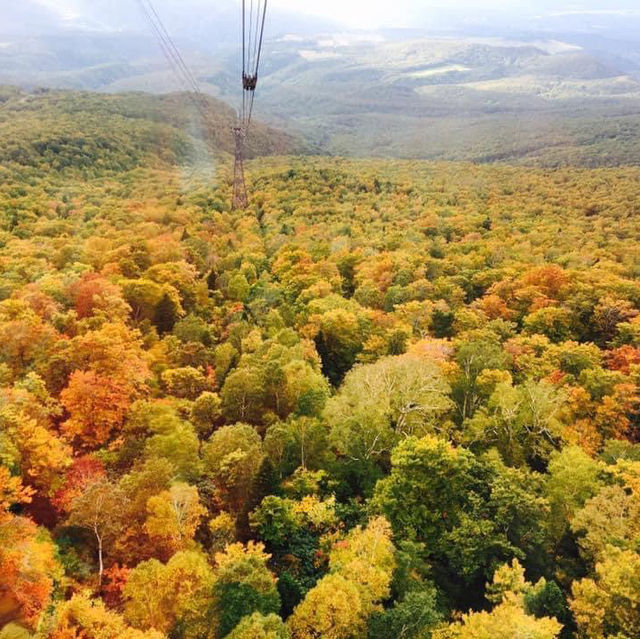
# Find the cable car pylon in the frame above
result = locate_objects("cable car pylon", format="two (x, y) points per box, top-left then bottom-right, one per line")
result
(232, 0), (268, 210)
(232, 126), (248, 209)
(136, 0), (268, 211)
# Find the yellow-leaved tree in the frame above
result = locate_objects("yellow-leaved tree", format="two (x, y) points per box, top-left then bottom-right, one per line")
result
(288, 517), (395, 639)
(46, 593), (165, 639)
(570, 546), (640, 639)
(144, 482), (206, 556)
(434, 559), (562, 639)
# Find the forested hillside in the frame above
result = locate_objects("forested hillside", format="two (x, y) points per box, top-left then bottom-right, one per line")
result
(3, 91), (640, 638)
(238, 37), (640, 166)
(0, 89), (298, 172)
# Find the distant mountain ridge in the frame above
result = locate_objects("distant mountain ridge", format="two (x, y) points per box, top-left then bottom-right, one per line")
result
(3, 0), (640, 166)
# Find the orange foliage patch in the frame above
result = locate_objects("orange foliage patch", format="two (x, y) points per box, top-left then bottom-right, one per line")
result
(60, 370), (133, 449)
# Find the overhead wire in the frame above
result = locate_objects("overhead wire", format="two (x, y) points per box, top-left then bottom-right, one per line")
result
(135, 0), (215, 143)
(144, 0), (202, 94)
(242, 0), (246, 123)
(136, 0), (195, 94)
(241, 0), (268, 128)
(136, 0), (269, 202)
(254, 1), (268, 81)
(248, 0), (267, 125)
(137, 0), (184, 86)
(137, 0), (268, 129)
(247, 0), (254, 80)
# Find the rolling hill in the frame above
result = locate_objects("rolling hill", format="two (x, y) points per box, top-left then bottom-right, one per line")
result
(3, 1), (640, 165)
(0, 88), (300, 176)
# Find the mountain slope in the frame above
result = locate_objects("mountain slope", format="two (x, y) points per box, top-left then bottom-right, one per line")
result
(0, 89), (299, 175)
(238, 36), (640, 165)
(3, 1), (640, 166)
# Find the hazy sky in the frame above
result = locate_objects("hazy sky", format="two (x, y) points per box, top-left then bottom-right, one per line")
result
(34, 0), (421, 28)
(32, 0), (413, 28)
(270, 0), (422, 28)
(30, 0), (640, 32)
(267, 0), (640, 28)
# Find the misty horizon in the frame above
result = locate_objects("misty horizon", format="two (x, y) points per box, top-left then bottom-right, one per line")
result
(4, 0), (640, 36)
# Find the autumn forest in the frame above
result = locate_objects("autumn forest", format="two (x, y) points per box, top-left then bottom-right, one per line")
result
(2, 88), (640, 639)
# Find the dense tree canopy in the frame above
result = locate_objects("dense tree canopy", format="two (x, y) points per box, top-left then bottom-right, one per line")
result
(2, 90), (640, 637)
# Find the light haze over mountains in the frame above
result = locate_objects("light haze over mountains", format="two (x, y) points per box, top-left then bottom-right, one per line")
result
(3, 0), (640, 164)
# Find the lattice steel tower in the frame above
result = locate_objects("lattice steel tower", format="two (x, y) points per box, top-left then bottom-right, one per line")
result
(232, 126), (248, 210)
